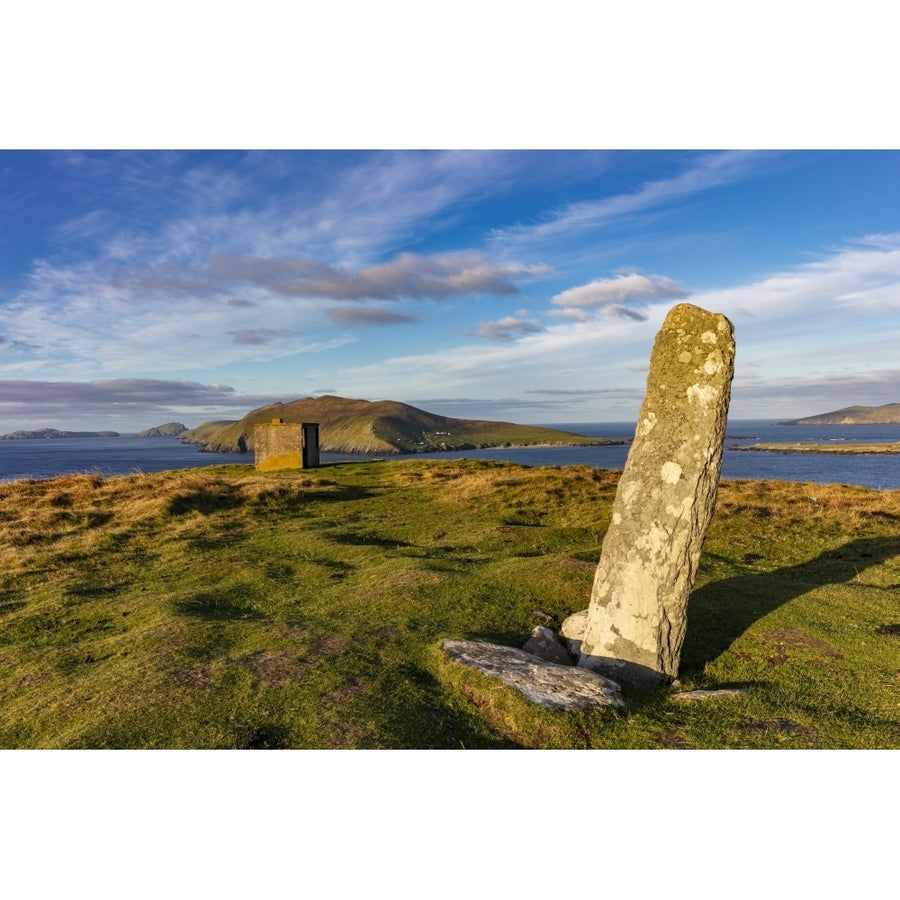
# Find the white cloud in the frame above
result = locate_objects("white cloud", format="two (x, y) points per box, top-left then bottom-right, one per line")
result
(0, 378), (236, 406)
(680, 234), (900, 414)
(328, 307), (419, 327)
(322, 234), (900, 420)
(692, 233), (900, 328)
(210, 251), (550, 301)
(731, 369), (900, 418)
(474, 316), (546, 341)
(229, 329), (285, 345)
(0, 378), (302, 430)
(1, 228), (553, 378)
(551, 273), (688, 321)
(6, 153), (900, 427)
(331, 311), (663, 409)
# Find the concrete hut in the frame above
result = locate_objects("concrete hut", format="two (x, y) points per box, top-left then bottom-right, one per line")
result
(254, 419), (320, 471)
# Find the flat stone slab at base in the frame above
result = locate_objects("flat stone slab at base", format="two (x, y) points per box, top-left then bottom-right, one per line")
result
(671, 688), (749, 702)
(442, 639), (625, 711)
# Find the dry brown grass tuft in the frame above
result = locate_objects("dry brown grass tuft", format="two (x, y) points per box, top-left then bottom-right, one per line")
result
(0, 469), (331, 574)
(715, 478), (900, 530)
(409, 461), (618, 514)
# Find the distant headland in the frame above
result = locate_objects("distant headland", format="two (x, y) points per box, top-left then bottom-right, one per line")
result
(734, 401), (900, 455)
(0, 428), (120, 440)
(136, 422), (187, 438)
(780, 403), (900, 426)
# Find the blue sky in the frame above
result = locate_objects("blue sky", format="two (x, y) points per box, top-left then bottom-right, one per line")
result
(1, 149), (899, 432)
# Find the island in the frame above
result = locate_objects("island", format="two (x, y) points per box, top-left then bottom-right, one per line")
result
(180, 395), (620, 455)
(0, 428), (120, 440)
(136, 422), (188, 437)
(738, 402), (900, 454)
(779, 403), (900, 426)
(734, 441), (900, 455)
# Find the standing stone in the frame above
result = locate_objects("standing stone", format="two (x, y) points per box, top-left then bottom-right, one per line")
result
(578, 303), (735, 685)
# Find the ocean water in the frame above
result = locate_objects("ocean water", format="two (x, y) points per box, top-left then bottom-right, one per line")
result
(388, 420), (900, 491)
(0, 421), (898, 490)
(0, 435), (248, 483)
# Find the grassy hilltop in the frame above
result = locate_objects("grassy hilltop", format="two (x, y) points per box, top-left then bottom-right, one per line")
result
(1, 459), (898, 749)
(180, 395), (611, 454)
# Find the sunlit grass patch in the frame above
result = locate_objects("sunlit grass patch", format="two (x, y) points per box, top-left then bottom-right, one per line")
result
(1, 460), (897, 748)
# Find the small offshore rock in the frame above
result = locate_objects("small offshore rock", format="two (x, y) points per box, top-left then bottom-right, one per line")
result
(671, 688), (749, 702)
(442, 639), (624, 711)
(523, 626), (573, 665)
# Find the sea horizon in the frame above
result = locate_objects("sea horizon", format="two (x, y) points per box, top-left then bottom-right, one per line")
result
(1, 419), (898, 490)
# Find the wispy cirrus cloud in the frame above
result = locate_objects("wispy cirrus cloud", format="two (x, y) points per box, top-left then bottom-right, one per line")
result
(0, 331), (41, 355)
(1, 151), (560, 383)
(25, 151), (528, 274)
(490, 151), (773, 251)
(694, 232), (900, 323)
(187, 150), (530, 269)
(3, 246), (547, 375)
(0, 378), (299, 430)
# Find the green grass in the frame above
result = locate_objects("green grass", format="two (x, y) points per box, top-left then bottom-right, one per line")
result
(1, 461), (898, 748)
